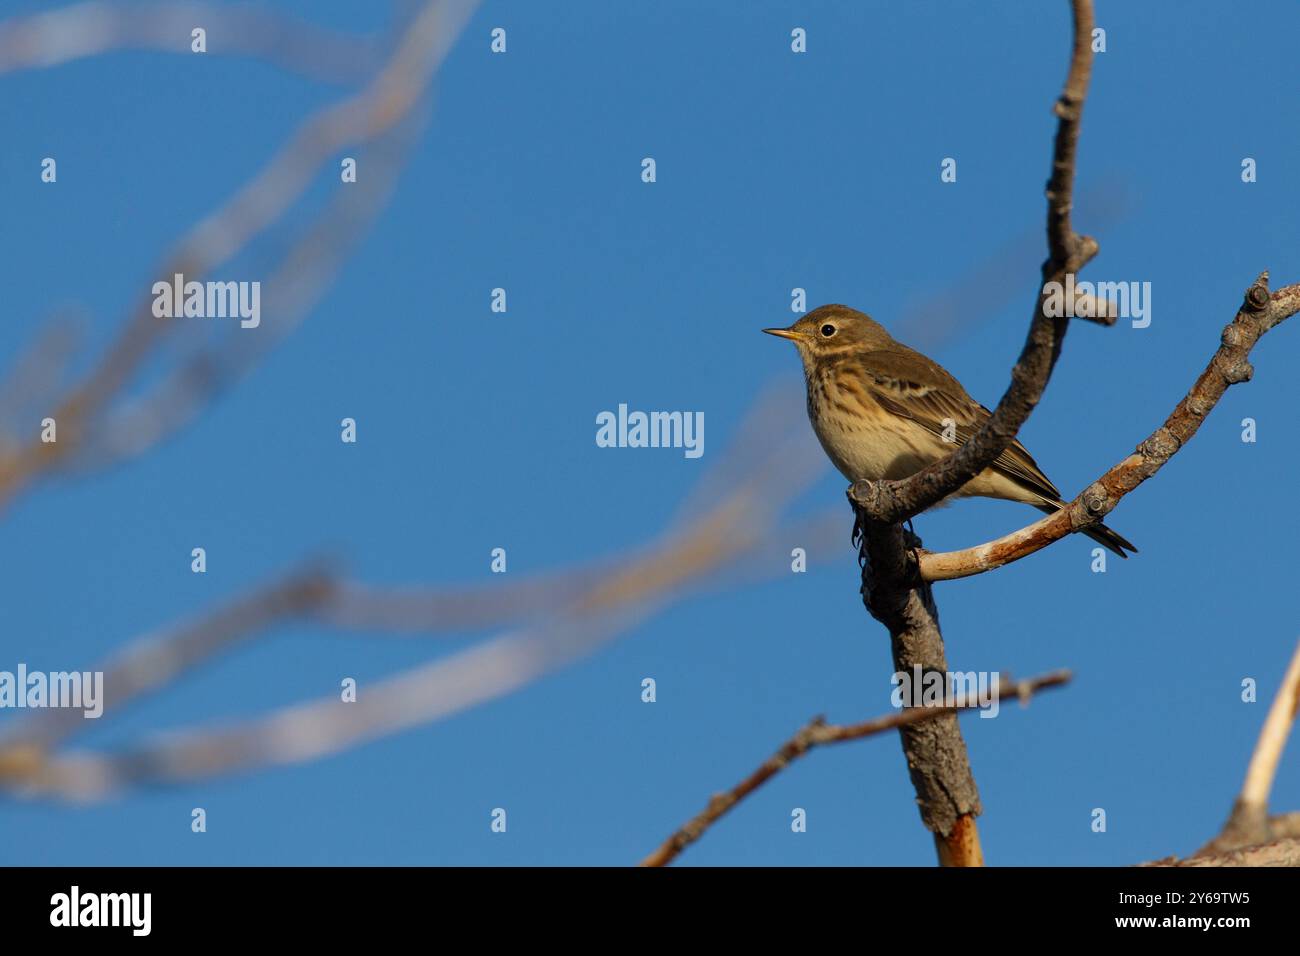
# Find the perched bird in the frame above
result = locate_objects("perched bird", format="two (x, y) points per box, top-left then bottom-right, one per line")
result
(764, 304), (1136, 558)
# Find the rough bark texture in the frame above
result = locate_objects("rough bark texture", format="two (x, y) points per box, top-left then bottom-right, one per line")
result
(1146, 838), (1300, 868)
(856, 521), (982, 857)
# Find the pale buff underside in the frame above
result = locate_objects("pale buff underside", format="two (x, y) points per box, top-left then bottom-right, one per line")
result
(809, 378), (1051, 509)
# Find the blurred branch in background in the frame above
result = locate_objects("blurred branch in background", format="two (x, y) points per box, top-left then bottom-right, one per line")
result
(0, 386), (843, 799)
(0, 0), (382, 83)
(71, 112), (424, 469)
(0, 0), (479, 509)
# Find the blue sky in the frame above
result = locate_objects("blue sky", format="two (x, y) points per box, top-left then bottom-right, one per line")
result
(1, 0), (1298, 865)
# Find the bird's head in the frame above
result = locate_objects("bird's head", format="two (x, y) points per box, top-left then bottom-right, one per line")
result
(763, 305), (892, 364)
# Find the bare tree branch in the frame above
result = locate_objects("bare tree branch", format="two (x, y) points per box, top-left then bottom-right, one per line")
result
(640, 670), (1072, 867)
(918, 275), (1300, 581)
(846, 0), (1098, 867)
(1196, 638), (1300, 856)
(854, 521), (987, 865)
(849, 0), (1098, 526)
(1145, 836), (1300, 868)
(1139, 644), (1300, 866)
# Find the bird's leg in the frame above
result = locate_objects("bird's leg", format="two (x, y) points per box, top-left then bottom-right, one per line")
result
(851, 508), (871, 571)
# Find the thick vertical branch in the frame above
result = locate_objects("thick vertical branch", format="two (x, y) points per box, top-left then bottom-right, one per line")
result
(857, 523), (983, 864)
(850, 0), (1096, 867)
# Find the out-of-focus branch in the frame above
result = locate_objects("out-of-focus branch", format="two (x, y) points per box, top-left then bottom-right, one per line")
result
(0, 387), (848, 800)
(0, 566), (338, 755)
(0, 505), (846, 801)
(918, 275), (1300, 581)
(892, 180), (1130, 352)
(0, 0), (479, 510)
(0, 316), (81, 445)
(0, 1), (380, 83)
(640, 670), (1072, 867)
(3, 614), (635, 801)
(70, 112), (423, 469)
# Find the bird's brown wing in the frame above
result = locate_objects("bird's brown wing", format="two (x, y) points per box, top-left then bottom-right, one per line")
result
(855, 345), (1062, 502)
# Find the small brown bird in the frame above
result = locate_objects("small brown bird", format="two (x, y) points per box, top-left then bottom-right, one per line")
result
(765, 304), (1136, 558)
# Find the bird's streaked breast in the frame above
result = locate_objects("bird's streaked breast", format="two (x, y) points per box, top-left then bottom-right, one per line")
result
(805, 358), (947, 483)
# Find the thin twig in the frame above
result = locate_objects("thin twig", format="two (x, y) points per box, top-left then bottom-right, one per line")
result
(639, 670), (1072, 867)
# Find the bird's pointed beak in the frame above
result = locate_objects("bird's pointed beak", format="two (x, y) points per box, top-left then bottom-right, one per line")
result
(763, 327), (804, 342)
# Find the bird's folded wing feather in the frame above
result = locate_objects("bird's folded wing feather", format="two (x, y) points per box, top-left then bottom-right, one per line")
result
(856, 346), (1062, 502)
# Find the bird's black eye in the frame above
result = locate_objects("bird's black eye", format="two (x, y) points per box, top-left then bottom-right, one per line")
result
(820, 324), (837, 338)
